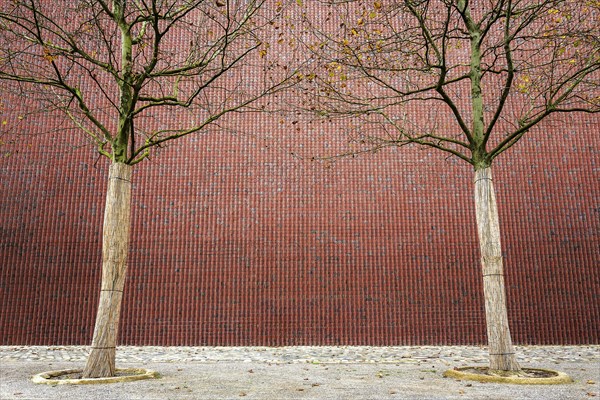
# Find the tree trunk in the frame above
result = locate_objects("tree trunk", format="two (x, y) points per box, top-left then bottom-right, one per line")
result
(83, 162), (132, 378)
(473, 166), (521, 373)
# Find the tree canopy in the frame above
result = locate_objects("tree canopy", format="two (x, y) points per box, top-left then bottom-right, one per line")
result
(0, 0), (296, 164)
(294, 0), (599, 168)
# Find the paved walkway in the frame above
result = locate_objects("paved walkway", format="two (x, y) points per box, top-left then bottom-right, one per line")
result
(1, 345), (598, 399)
(2, 345), (598, 364)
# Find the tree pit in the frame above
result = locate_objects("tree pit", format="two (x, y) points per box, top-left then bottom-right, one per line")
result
(444, 367), (572, 385)
(32, 368), (159, 385)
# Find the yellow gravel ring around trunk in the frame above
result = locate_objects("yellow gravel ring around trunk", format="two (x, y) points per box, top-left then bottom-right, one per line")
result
(443, 367), (572, 385)
(32, 368), (160, 385)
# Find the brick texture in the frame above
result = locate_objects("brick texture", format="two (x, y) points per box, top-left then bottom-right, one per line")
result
(0, 112), (598, 346)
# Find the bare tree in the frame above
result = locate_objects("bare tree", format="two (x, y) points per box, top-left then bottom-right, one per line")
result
(0, 0), (296, 378)
(294, 0), (599, 374)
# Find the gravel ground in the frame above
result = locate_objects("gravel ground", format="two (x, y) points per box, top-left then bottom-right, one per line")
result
(1, 346), (598, 400)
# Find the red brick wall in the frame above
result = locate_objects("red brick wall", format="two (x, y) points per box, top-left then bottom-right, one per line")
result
(1, 112), (598, 345)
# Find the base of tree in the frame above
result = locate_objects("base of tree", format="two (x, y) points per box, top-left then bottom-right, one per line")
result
(443, 367), (572, 385)
(32, 368), (159, 385)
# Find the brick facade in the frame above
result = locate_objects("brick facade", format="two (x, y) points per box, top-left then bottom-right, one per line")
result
(0, 112), (598, 346)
